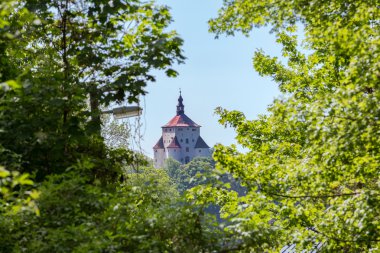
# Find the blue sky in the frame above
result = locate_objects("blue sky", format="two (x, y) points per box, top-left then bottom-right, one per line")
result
(134, 0), (282, 157)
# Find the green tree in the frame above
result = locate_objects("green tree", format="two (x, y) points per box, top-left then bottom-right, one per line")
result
(163, 157), (182, 179)
(178, 157), (215, 193)
(101, 114), (131, 149)
(0, 163), (225, 253)
(0, 2), (226, 252)
(163, 156), (245, 196)
(191, 0), (380, 251)
(163, 157), (213, 193)
(0, 0), (40, 216)
(0, 0), (184, 181)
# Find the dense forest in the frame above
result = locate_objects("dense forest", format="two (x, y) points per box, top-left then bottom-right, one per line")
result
(1, 0), (379, 252)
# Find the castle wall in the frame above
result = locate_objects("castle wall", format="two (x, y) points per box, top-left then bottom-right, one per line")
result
(167, 148), (182, 162)
(154, 126), (210, 167)
(153, 148), (166, 168)
(153, 95), (210, 168)
(162, 128), (176, 148)
(173, 127), (200, 162)
(194, 148), (211, 158)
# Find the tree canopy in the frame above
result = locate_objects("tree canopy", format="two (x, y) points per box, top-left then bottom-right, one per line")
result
(1, 0), (379, 252)
(190, 0), (380, 251)
(0, 0), (184, 180)
(0, 1), (220, 252)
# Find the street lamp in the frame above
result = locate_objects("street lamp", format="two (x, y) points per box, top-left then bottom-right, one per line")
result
(102, 106), (142, 119)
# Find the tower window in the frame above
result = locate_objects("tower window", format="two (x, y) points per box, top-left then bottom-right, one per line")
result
(185, 156), (190, 163)
(199, 149), (201, 153)
(180, 139), (183, 142)
(186, 138), (189, 144)
(192, 128), (196, 131)
(186, 147), (189, 152)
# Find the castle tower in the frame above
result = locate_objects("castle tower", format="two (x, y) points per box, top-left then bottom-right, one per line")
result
(153, 92), (211, 168)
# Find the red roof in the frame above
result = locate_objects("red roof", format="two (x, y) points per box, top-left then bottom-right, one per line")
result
(194, 136), (209, 149)
(153, 137), (164, 149)
(167, 136), (181, 148)
(162, 113), (200, 127)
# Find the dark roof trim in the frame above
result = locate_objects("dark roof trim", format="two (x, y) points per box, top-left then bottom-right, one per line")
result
(167, 136), (182, 148)
(194, 136), (209, 149)
(153, 136), (164, 149)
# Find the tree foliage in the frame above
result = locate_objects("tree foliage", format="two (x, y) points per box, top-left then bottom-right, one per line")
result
(0, 1), (225, 252)
(0, 1), (240, 252)
(0, 164), (224, 253)
(194, 0), (380, 251)
(163, 157), (214, 193)
(0, 0), (184, 181)
(3, 0), (379, 251)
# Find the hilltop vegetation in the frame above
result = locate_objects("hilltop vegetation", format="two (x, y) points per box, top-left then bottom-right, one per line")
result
(1, 0), (379, 252)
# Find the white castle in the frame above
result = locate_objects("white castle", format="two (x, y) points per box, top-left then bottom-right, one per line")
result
(153, 92), (211, 168)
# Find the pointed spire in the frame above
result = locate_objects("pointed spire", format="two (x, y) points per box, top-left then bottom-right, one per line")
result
(176, 90), (184, 115)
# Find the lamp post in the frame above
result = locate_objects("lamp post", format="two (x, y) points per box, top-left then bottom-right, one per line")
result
(89, 86), (142, 136)
(102, 106), (142, 119)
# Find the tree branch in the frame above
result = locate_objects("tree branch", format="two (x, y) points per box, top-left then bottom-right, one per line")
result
(267, 191), (361, 199)
(308, 226), (380, 243)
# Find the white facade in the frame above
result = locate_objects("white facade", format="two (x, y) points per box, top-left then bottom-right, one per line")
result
(154, 148), (166, 168)
(153, 94), (211, 168)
